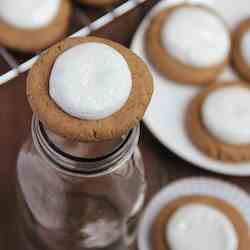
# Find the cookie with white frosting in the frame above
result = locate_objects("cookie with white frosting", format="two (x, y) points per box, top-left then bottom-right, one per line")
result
(233, 17), (250, 82)
(27, 36), (153, 142)
(0, 0), (72, 52)
(152, 195), (249, 250)
(187, 81), (250, 162)
(146, 3), (231, 85)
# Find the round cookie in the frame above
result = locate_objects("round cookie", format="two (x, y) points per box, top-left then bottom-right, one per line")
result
(0, 0), (72, 53)
(152, 195), (250, 250)
(145, 3), (231, 85)
(77, 0), (120, 7)
(232, 17), (250, 82)
(27, 36), (153, 142)
(187, 81), (250, 162)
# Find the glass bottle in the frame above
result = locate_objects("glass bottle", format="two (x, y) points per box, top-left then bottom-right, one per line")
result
(16, 115), (147, 250)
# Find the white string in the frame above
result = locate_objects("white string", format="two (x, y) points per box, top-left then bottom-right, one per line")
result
(0, 0), (147, 86)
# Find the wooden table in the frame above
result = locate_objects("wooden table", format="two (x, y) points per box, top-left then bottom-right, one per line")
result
(0, 1), (250, 249)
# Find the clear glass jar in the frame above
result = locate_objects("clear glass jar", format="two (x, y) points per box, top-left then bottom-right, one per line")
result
(16, 115), (147, 250)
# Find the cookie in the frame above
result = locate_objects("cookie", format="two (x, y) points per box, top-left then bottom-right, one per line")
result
(0, 0), (72, 53)
(152, 195), (249, 250)
(187, 81), (250, 162)
(27, 36), (153, 142)
(232, 17), (250, 82)
(145, 3), (230, 85)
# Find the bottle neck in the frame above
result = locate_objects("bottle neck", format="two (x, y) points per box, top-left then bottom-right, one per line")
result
(32, 115), (140, 177)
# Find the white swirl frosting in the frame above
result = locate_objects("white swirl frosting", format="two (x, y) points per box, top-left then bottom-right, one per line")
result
(49, 42), (132, 120)
(0, 0), (61, 29)
(241, 29), (250, 65)
(202, 85), (250, 145)
(162, 6), (230, 67)
(167, 203), (238, 250)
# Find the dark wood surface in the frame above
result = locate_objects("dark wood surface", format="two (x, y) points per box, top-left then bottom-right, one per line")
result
(0, 1), (250, 249)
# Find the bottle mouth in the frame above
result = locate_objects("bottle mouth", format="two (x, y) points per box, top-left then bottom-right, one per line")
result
(32, 115), (140, 176)
(41, 123), (132, 162)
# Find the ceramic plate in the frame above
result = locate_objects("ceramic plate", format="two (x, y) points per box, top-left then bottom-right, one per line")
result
(138, 177), (250, 250)
(131, 0), (250, 176)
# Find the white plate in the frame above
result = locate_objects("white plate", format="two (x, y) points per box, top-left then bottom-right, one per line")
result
(138, 177), (250, 250)
(131, 0), (250, 176)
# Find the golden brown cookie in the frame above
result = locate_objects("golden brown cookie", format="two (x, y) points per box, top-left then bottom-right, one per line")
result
(145, 4), (230, 85)
(232, 17), (250, 82)
(78, 0), (120, 7)
(187, 81), (250, 162)
(0, 0), (72, 53)
(27, 36), (153, 142)
(152, 195), (250, 250)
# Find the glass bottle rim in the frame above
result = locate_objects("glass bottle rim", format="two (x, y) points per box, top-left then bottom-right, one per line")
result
(32, 115), (140, 177)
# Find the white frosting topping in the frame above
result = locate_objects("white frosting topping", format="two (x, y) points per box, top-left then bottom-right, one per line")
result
(0, 0), (61, 29)
(162, 6), (230, 67)
(50, 42), (132, 120)
(202, 86), (250, 144)
(241, 29), (250, 65)
(167, 204), (238, 250)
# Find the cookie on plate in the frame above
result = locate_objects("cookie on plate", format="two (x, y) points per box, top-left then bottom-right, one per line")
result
(187, 81), (250, 162)
(152, 195), (249, 250)
(146, 3), (231, 85)
(27, 36), (153, 142)
(0, 0), (72, 53)
(232, 17), (250, 82)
